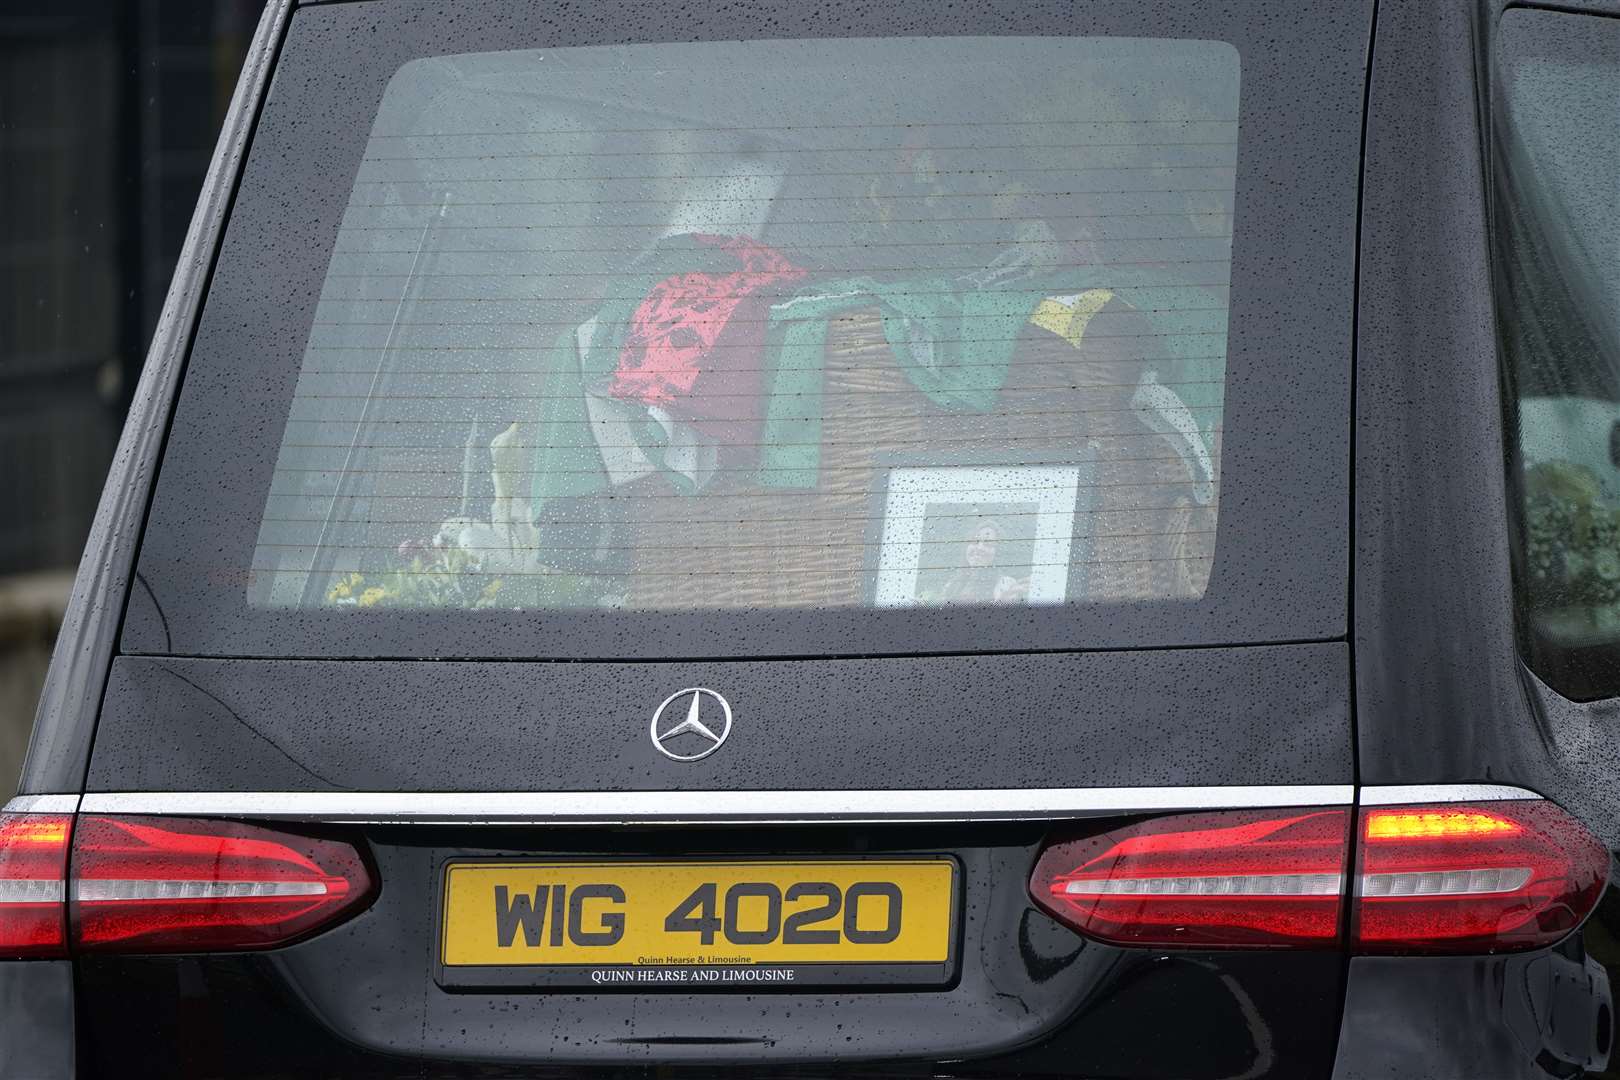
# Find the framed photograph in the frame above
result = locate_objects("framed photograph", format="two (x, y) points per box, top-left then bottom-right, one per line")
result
(872, 464), (1086, 607)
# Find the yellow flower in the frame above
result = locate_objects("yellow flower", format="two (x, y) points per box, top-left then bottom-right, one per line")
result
(327, 572), (367, 602)
(357, 587), (387, 608)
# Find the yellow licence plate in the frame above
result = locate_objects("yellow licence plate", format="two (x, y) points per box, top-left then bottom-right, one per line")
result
(438, 859), (958, 989)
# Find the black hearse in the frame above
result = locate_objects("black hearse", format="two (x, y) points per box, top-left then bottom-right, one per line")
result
(4, 2), (1620, 1077)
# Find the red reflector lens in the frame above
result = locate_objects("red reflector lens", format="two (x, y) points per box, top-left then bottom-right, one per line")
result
(70, 816), (373, 952)
(1030, 808), (1351, 948)
(1353, 800), (1609, 953)
(0, 813), (72, 958)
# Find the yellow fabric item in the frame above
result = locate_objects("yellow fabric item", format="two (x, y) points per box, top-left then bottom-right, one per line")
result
(1028, 288), (1115, 348)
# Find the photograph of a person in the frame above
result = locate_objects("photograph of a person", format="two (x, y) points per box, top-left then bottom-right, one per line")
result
(872, 465), (1083, 607)
(916, 512), (1035, 605)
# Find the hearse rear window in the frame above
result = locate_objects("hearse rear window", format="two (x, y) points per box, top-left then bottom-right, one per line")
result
(127, 1), (1365, 658)
(247, 37), (1238, 614)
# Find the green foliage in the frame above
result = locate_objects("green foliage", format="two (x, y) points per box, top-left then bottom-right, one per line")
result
(323, 545), (620, 611)
(1524, 461), (1620, 609)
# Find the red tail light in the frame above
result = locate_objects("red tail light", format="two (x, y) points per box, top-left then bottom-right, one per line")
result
(1030, 808), (1351, 947)
(1030, 798), (1610, 954)
(70, 816), (373, 952)
(0, 813), (72, 958)
(1353, 800), (1610, 953)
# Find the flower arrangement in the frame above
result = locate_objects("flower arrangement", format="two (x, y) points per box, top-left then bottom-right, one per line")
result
(325, 542), (503, 609)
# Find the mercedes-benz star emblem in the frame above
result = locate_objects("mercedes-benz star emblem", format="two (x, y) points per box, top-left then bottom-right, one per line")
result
(650, 687), (733, 762)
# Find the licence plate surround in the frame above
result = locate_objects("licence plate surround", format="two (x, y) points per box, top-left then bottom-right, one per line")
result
(436, 856), (960, 990)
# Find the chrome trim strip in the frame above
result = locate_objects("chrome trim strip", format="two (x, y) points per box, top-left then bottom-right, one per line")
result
(20, 785), (1547, 822)
(1357, 784), (1541, 806)
(77, 785), (1355, 824)
(3, 795), (80, 815)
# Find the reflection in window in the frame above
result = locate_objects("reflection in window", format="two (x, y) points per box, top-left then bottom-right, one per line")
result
(1498, 11), (1620, 698)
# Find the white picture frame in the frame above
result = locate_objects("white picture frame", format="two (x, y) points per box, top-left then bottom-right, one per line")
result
(872, 464), (1083, 607)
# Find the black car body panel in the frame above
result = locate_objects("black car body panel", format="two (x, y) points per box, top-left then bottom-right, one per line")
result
(74, 824), (1345, 1077)
(1336, 1), (1620, 1073)
(76, 953), (1343, 1078)
(1332, 940), (1618, 1078)
(11, 1), (1620, 1078)
(1352, 0), (1620, 888)
(87, 645), (1350, 793)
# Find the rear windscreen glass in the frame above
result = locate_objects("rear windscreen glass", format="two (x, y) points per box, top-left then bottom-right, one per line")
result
(252, 37), (1234, 614)
(126, 1), (1364, 658)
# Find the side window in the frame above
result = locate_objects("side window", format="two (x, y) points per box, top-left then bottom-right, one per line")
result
(1497, 10), (1620, 699)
